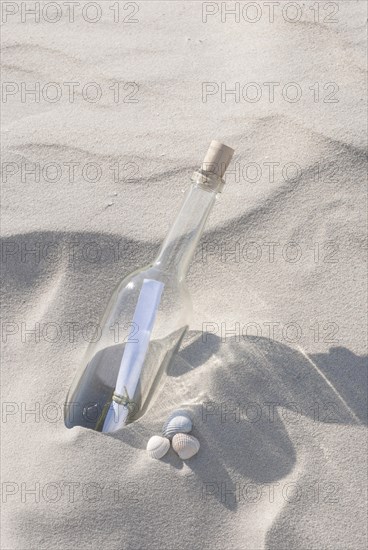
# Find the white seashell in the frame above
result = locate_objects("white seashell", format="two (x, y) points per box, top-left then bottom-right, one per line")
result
(146, 436), (170, 460)
(162, 415), (192, 439)
(162, 409), (192, 430)
(172, 433), (200, 460)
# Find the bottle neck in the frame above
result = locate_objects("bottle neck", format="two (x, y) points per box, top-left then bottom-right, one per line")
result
(154, 172), (223, 280)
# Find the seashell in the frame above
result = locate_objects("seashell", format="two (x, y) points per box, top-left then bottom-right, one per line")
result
(146, 436), (170, 460)
(162, 409), (192, 431)
(162, 415), (192, 439)
(172, 433), (200, 460)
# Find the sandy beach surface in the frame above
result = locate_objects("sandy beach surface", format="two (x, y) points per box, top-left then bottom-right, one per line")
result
(1, 1), (367, 549)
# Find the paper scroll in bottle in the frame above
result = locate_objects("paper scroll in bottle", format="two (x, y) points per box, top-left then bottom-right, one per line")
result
(102, 279), (164, 433)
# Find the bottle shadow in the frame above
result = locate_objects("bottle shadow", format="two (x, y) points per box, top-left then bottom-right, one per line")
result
(162, 331), (367, 510)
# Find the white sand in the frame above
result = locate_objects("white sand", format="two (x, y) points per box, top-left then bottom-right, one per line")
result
(1, 1), (367, 548)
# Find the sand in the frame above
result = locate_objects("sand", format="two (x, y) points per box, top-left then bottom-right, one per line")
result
(1, 1), (367, 548)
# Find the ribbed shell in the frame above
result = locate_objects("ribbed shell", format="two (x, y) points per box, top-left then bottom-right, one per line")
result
(172, 433), (200, 460)
(146, 436), (170, 460)
(162, 415), (192, 439)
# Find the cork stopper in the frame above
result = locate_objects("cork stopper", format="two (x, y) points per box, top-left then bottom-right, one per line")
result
(201, 140), (234, 178)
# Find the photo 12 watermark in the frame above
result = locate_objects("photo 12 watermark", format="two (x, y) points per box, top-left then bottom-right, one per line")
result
(201, 399), (343, 426)
(215, 160), (340, 185)
(2, 399), (140, 427)
(201, 2), (339, 25)
(1, 81), (140, 104)
(1, 480), (142, 504)
(1, 1), (140, 24)
(202, 81), (340, 104)
(201, 480), (340, 505)
(1, 238), (145, 266)
(197, 240), (339, 265)
(201, 319), (340, 344)
(1, 319), (144, 344)
(1, 160), (140, 184)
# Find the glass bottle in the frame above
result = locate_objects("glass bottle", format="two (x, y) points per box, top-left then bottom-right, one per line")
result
(64, 141), (234, 433)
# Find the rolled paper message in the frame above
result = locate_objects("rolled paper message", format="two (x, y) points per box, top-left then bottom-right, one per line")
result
(102, 279), (164, 433)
